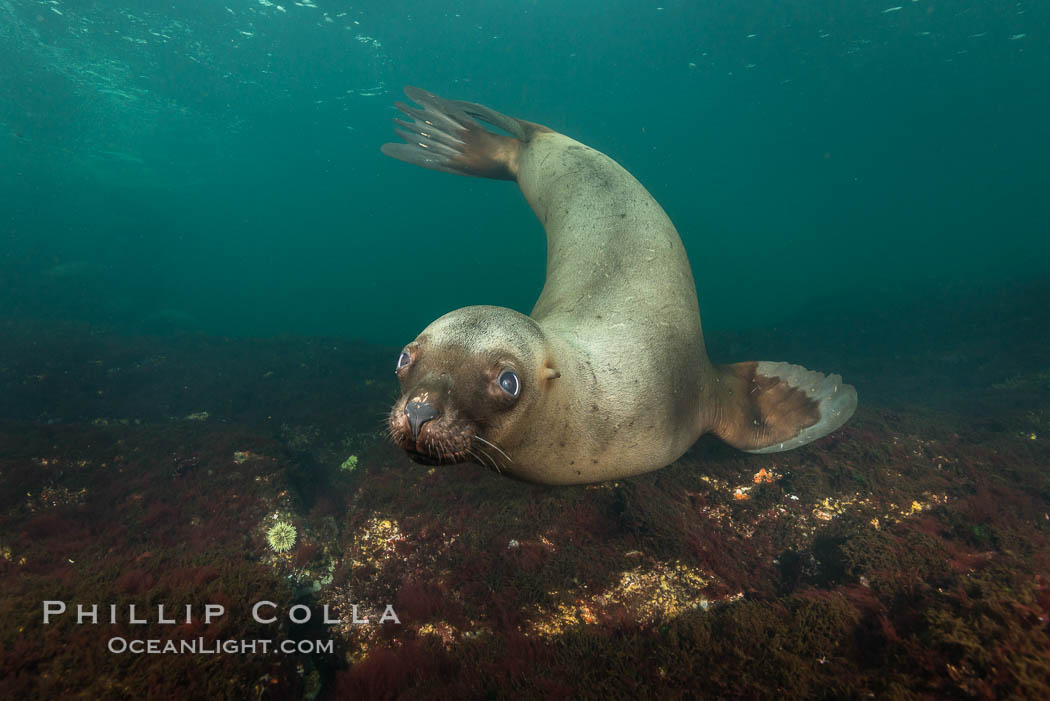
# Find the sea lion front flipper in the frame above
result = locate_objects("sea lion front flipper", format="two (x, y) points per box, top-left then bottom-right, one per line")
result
(381, 86), (546, 181)
(711, 361), (857, 453)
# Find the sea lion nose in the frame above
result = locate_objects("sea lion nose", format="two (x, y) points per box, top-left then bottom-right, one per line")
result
(404, 401), (440, 440)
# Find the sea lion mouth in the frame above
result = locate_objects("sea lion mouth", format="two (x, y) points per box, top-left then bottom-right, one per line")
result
(389, 414), (476, 466)
(389, 397), (512, 471)
(403, 446), (469, 466)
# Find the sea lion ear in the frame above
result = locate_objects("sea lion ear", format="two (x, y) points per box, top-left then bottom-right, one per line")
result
(543, 367), (561, 380)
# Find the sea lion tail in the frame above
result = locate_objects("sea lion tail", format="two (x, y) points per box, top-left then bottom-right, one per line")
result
(711, 361), (857, 453)
(381, 86), (546, 180)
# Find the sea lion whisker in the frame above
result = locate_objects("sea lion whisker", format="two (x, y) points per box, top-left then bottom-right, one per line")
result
(470, 444), (499, 473)
(468, 444), (490, 466)
(468, 440), (495, 466)
(473, 434), (512, 463)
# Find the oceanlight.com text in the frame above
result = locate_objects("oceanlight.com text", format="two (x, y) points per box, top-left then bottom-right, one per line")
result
(107, 637), (335, 655)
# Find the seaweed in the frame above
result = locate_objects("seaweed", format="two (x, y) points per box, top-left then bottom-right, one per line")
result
(3, 309), (1050, 699)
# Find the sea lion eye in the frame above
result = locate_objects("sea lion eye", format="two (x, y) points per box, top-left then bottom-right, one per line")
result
(396, 351), (411, 371)
(498, 370), (520, 398)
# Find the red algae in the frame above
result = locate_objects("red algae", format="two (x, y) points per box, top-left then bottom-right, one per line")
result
(2, 307), (1050, 699)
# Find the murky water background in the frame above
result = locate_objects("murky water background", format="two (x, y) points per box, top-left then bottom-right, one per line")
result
(3, 0), (1047, 345)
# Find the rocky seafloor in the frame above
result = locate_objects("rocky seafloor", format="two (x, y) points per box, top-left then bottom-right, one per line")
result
(1, 281), (1049, 699)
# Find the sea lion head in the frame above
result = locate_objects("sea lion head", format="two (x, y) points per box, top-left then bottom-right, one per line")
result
(389, 305), (560, 472)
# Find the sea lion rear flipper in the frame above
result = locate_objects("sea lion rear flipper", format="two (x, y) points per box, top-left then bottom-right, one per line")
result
(381, 86), (544, 181)
(711, 361), (857, 453)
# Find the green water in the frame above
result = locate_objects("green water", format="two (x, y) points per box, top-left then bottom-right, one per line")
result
(2, 0), (1048, 346)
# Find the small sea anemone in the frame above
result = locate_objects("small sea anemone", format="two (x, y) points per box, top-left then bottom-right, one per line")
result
(266, 521), (297, 553)
(340, 455), (359, 472)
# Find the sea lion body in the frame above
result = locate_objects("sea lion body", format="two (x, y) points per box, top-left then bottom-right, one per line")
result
(516, 131), (710, 483)
(383, 88), (856, 485)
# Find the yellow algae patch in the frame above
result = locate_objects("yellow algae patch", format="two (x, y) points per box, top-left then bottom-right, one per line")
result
(526, 560), (714, 637)
(888, 494), (943, 520)
(595, 560), (712, 622)
(528, 602), (586, 637)
(417, 621), (459, 646)
(699, 474), (732, 491)
(343, 517), (404, 572)
(809, 492), (946, 525)
(812, 493), (864, 521)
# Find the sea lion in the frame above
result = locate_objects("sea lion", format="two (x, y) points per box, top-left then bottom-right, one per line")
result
(382, 86), (857, 485)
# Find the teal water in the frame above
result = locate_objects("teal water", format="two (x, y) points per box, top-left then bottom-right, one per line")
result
(2, 0), (1047, 346)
